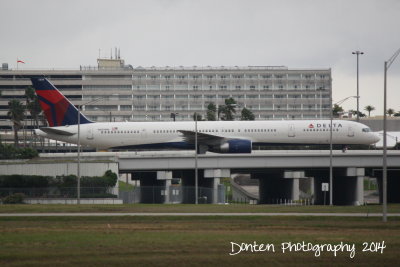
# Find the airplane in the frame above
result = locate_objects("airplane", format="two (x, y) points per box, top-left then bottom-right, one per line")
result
(30, 77), (380, 154)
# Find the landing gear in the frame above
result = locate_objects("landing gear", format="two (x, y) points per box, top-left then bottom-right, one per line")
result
(342, 145), (348, 153)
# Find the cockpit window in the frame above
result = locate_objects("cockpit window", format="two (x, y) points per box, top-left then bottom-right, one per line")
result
(362, 128), (371, 132)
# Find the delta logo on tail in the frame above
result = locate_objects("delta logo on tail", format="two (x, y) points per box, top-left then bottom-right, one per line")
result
(31, 77), (92, 127)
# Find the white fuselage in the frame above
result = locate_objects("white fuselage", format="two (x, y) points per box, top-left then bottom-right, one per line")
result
(35, 120), (380, 151)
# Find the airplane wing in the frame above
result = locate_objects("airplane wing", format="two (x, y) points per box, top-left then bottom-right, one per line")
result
(40, 127), (75, 136)
(178, 130), (226, 146)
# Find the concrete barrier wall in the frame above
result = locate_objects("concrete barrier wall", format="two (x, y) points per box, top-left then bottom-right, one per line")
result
(361, 118), (400, 131)
(25, 198), (123, 204)
(0, 162), (118, 177)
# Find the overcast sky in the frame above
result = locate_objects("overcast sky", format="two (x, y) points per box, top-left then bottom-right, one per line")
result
(1, 0), (400, 115)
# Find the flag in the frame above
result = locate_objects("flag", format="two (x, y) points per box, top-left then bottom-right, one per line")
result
(17, 60), (25, 64)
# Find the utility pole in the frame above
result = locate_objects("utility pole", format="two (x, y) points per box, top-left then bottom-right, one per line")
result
(352, 51), (364, 122)
(383, 47), (400, 222)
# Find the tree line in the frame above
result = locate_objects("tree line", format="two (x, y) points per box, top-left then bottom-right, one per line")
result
(194, 97), (255, 121)
(0, 170), (118, 189)
(2, 86), (42, 148)
(333, 104), (400, 118)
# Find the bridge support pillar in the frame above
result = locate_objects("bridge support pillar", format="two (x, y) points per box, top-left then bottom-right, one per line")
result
(347, 168), (364, 206)
(254, 171), (304, 204)
(157, 171), (173, 204)
(330, 168), (365, 205)
(309, 168), (364, 206)
(133, 171), (172, 203)
(204, 169), (229, 204)
(179, 169), (226, 204)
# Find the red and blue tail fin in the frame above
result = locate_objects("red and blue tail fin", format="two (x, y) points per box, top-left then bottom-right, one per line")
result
(31, 77), (93, 126)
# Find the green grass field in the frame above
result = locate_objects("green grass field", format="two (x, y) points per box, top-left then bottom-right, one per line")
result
(0, 203), (399, 214)
(0, 215), (399, 266)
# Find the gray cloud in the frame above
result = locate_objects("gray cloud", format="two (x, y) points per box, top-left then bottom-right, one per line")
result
(1, 0), (399, 114)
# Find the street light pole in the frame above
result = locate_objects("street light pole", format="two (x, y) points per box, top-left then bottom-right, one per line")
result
(77, 105), (81, 204)
(77, 97), (105, 204)
(329, 91), (333, 205)
(194, 112), (198, 204)
(352, 51), (364, 122)
(317, 87), (323, 119)
(329, 95), (357, 205)
(383, 47), (400, 222)
(383, 61), (388, 222)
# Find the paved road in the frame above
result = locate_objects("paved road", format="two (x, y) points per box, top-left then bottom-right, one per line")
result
(0, 212), (399, 217)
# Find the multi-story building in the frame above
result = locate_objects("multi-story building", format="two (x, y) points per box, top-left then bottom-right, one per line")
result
(0, 58), (331, 132)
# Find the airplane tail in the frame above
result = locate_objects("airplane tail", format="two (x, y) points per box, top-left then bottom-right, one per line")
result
(30, 77), (93, 127)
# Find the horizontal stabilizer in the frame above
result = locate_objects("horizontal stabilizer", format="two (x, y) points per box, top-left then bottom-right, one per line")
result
(40, 127), (75, 136)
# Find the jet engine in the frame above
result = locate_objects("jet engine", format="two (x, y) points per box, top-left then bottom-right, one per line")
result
(210, 139), (252, 153)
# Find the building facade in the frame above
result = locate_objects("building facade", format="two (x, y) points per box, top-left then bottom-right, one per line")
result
(0, 58), (331, 132)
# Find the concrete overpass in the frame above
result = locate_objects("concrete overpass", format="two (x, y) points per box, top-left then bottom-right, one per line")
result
(39, 150), (400, 205)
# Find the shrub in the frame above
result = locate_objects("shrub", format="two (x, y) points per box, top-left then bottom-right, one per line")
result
(18, 147), (39, 159)
(3, 193), (25, 204)
(0, 144), (38, 159)
(103, 170), (118, 187)
(0, 175), (51, 188)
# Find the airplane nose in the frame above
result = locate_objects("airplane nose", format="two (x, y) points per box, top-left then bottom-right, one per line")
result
(373, 133), (380, 143)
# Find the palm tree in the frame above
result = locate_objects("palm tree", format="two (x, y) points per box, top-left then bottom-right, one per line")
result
(364, 105), (375, 117)
(25, 86), (42, 148)
(7, 100), (25, 147)
(206, 103), (217, 121)
(332, 104), (344, 118)
(387, 108), (395, 117)
(192, 113), (202, 121)
(25, 86), (42, 128)
(241, 107), (255, 120)
(220, 97), (237, 121)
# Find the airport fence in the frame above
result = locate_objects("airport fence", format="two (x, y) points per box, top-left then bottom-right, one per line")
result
(0, 187), (118, 200)
(119, 185), (226, 204)
(0, 186), (226, 204)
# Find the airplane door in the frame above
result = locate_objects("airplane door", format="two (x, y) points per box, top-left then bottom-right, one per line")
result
(288, 124), (295, 137)
(348, 126), (354, 137)
(141, 129), (147, 139)
(86, 126), (94, 140)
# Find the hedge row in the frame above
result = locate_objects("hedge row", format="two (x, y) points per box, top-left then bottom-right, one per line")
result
(0, 143), (39, 159)
(0, 170), (118, 188)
